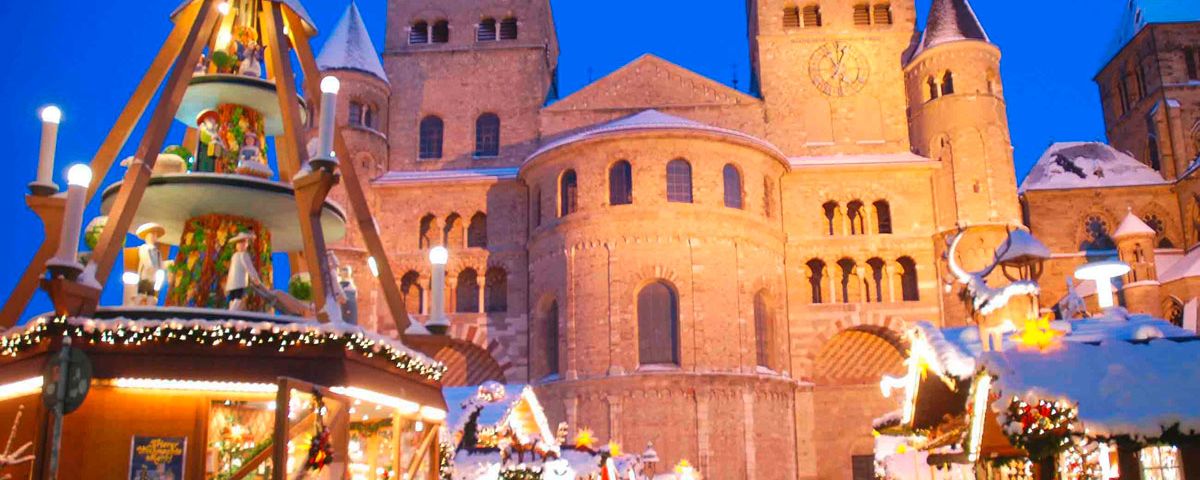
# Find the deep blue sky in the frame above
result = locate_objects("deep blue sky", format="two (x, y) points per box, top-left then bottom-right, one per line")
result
(0, 0), (1122, 321)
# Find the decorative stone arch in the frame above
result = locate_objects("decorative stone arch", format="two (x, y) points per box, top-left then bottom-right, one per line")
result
(1076, 210), (1118, 252)
(415, 326), (510, 387)
(812, 324), (908, 385)
(1136, 203), (1178, 248)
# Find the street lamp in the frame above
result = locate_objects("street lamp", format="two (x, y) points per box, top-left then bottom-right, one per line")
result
(1074, 260), (1130, 310)
(426, 246), (450, 334)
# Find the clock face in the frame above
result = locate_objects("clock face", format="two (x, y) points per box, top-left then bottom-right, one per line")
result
(808, 42), (870, 97)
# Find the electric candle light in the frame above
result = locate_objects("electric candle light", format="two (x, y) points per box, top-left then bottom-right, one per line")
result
(122, 271), (139, 305)
(31, 105), (62, 196)
(46, 164), (93, 278)
(1074, 260), (1130, 309)
(313, 76), (341, 168)
(426, 246), (449, 334)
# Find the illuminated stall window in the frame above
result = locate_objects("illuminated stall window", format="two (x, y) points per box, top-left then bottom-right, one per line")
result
(1139, 445), (1182, 480)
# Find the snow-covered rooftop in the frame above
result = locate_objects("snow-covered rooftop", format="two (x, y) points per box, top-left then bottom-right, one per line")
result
(317, 2), (388, 83)
(1157, 247), (1200, 283)
(911, 0), (990, 60)
(980, 339), (1200, 439)
(527, 110), (786, 164)
(913, 310), (1195, 380)
(444, 384), (528, 434)
(994, 229), (1051, 265)
(373, 167), (520, 186)
(1113, 210), (1156, 238)
(1019, 142), (1166, 193)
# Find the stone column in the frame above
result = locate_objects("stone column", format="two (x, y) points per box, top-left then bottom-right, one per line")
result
(477, 272), (486, 314)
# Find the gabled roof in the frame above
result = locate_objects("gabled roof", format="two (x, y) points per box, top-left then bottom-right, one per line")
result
(172, 0), (317, 35)
(1113, 210), (1156, 239)
(544, 54), (759, 112)
(528, 109), (785, 164)
(1158, 247), (1200, 283)
(317, 2), (388, 83)
(1019, 142), (1166, 193)
(1111, 0), (1200, 60)
(911, 0), (990, 59)
(994, 229), (1051, 265)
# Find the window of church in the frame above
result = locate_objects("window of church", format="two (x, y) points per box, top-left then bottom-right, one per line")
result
(823, 201), (839, 236)
(532, 188), (542, 228)
(722, 164), (743, 209)
(477, 18), (497, 42)
(873, 200), (893, 234)
(802, 5), (823, 27)
(418, 116), (444, 159)
(941, 71), (955, 96)
(847, 200), (866, 235)
(499, 18), (519, 40)
(866, 258), (885, 302)
(409, 21), (429, 44)
(898, 257), (919, 301)
(431, 20), (450, 43)
(1081, 216), (1116, 252)
(666, 159), (693, 203)
(872, 3), (892, 24)
(467, 212), (488, 248)
(444, 213), (464, 248)
(853, 4), (871, 25)
(485, 268), (508, 313)
(456, 268), (480, 313)
(418, 214), (436, 249)
(1148, 136), (1161, 172)
(609, 160), (633, 206)
(638, 281), (680, 366)
(927, 77), (940, 101)
(1186, 47), (1199, 81)
(783, 6), (802, 28)
(349, 101), (376, 130)
(559, 170), (578, 216)
(1142, 215), (1174, 248)
(837, 258), (857, 303)
(807, 259), (826, 303)
(474, 113), (501, 158)
(754, 291), (772, 368)
(401, 271), (424, 315)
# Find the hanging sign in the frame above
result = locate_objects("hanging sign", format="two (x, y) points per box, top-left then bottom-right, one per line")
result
(128, 436), (187, 480)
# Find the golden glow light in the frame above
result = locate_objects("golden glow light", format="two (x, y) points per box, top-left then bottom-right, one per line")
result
(329, 386), (421, 416)
(0, 377), (44, 402)
(366, 257), (379, 277)
(967, 374), (992, 462)
(1015, 313), (1065, 351)
(217, 2), (230, 15)
(110, 378), (278, 394)
(40, 105), (63, 124)
(420, 406), (447, 422)
(573, 428), (596, 449)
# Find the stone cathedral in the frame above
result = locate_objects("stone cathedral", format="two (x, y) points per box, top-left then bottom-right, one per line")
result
(312, 0), (1200, 477)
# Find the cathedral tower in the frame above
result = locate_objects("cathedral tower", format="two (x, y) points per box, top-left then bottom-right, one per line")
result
(383, 0), (558, 170)
(746, 0), (917, 156)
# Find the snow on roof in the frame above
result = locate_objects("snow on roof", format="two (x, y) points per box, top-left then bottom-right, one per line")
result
(1110, 0), (1200, 61)
(789, 152), (934, 167)
(1019, 142), (1166, 193)
(444, 384), (528, 434)
(373, 167), (519, 186)
(980, 339), (1200, 439)
(527, 110), (786, 164)
(911, 0), (990, 60)
(994, 229), (1051, 265)
(317, 2), (388, 83)
(1157, 247), (1200, 283)
(172, 0), (317, 35)
(1113, 210), (1156, 238)
(913, 310), (1195, 379)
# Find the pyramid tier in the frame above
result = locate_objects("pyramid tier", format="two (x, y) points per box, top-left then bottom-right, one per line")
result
(176, 74), (307, 136)
(99, 173), (346, 252)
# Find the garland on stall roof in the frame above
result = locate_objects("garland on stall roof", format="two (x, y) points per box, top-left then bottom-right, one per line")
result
(0, 316), (446, 382)
(439, 441), (455, 480)
(999, 396), (1078, 461)
(498, 465), (542, 480)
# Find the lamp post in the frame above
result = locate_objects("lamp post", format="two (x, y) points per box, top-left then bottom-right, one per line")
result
(426, 246), (449, 334)
(30, 106), (62, 196)
(45, 164), (92, 280)
(1074, 260), (1131, 310)
(311, 76), (340, 171)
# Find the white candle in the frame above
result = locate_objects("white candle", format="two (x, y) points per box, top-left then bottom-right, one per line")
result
(317, 76), (340, 161)
(428, 246), (449, 330)
(51, 164), (92, 267)
(35, 106), (62, 192)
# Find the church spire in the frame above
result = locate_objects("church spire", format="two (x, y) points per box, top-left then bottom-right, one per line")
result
(317, 2), (388, 83)
(913, 0), (989, 58)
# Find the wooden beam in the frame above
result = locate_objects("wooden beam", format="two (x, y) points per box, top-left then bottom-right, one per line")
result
(286, 10), (323, 110)
(84, 0), (205, 202)
(0, 195), (65, 327)
(86, 0), (220, 289)
(260, 3), (305, 180)
(271, 378), (288, 480)
(405, 427), (438, 480)
(334, 133), (412, 332)
(229, 411), (315, 480)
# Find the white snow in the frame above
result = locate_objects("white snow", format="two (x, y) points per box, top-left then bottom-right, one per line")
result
(994, 229), (1051, 264)
(1113, 210), (1156, 238)
(443, 384), (529, 436)
(1157, 246), (1200, 283)
(911, 0), (990, 59)
(980, 339), (1200, 440)
(316, 2), (388, 83)
(373, 167), (519, 186)
(1019, 142), (1166, 193)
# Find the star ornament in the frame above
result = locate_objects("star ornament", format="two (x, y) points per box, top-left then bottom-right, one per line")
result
(1015, 314), (1064, 351)
(573, 428), (596, 450)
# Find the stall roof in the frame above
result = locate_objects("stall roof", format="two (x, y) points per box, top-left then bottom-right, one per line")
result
(980, 338), (1200, 439)
(444, 384), (528, 434)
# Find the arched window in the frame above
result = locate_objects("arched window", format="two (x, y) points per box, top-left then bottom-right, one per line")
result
(400, 271), (424, 315)
(847, 200), (866, 235)
(477, 18), (497, 42)
(456, 269), (479, 313)
(559, 170), (578, 217)
(418, 214), (436, 248)
(638, 281), (679, 366)
(467, 212), (487, 248)
(872, 3), (892, 24)
(1081, 215), (1116, 251)
(349, 101), (369, 128)
(418, 116), (443, 159)
(853, 4), (871, 25)
(485, 268), (507, 312)
(763, 176), (775, 218)
(545, 300), (560, 375)
(837, 258), (858, 303)
(666, 159), (693, 203)
(783, 6), (801, 28)
(941, 71), (955, 95)
(431, 20), (450, 43)
(927, 77), (940, 101)
(867, 258), (885, 302)
(609, 160), (632, 206)
(409, 21), (429, 44)
(444, 213), (463, 248)
(823, 201), (839, 236)
(1163, 298), (1184, 327)
(754, 291), (772, 368)
(1142, 214), (1174, 248)
(802, 5), (822, 27)
(474, 113), (500, 157)
(807, 259), (826, 304)
(722, 164), (743, 209)
(898, 256), (919, 301)
(499, 17), (518, 40)
(873, 200), (892, 234)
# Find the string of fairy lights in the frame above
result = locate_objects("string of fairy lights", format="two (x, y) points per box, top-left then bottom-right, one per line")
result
(0, 316), (446, 382)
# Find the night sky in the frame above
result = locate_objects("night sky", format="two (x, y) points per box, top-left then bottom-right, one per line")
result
(0, 0), (1124, 320)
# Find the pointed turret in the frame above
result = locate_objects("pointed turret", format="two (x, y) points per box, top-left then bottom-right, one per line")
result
(913, 0), (989, 58)
(317, 2), (387, 83)
(1113, 208), (1162, 316)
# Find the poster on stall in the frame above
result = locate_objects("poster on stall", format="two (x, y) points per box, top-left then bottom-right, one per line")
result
(128, 436), (187, 480)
